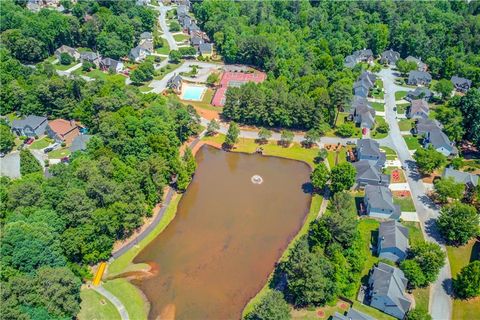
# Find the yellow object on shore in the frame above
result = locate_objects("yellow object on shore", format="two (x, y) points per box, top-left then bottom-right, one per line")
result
(92, 262), (106, 286)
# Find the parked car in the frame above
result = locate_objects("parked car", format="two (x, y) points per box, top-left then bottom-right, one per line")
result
(44, 147), (53, 153)
(61, 156), (69, 163)
(0, 152), (5, 158)
(24, 138), (34, 145)
(346, 141), (355, 145)
(362, 128), (368, 135)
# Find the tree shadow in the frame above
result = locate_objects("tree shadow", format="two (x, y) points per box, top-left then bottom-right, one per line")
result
(417, 194), (439, 210)
(302, 182), (314, 194)
(442, 278), (454, 297)
(471, 239), (480, 263)
(424, 218), (446, 245)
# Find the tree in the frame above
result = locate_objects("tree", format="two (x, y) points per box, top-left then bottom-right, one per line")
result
(437, 202), (479, 245)
(336, 122), (355, 137)
(311, 162), (329, 191)
(280, 130), (294, 147)
(458, 89), (480, 146)
(453, 261), (480, 299)
(407, 308), (432, 320)
(413, 147), (447, 175)
(329, 78), (352, 112)
(207, 73), (220, 85)
(130, 61), (155, 84)
(178, 46), (197, 57)
(376, 122), (389, 134)
(59, 53), (73, 65)
(169, 50), (182, 63)
(0, 122), (15, 153)
(245, 290), (290, 320)
(182, 147), (196, 177)
(433, 177), (465, 203)
(303, 129), (320, 148)
(400, 259), (427, 288)
(316, 148), (328, 162)
(20, 150), (42, 176)
(329, 162), (356, 193)
(257, 128), (272, 144)
(82, 60), (95, 71)
(396, 59), (418, 76)
(224, 122), (240, 148)
(408, 242), (446, 284)
(433, 79), (454, 101)
(323, 192), (357, 247)
(169, 21), (181, 32)
(206, 119), (220, 136)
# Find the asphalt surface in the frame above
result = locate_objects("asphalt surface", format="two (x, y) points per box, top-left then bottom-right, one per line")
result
(0, 151), (20, 178)
(380, 68), (452, 320)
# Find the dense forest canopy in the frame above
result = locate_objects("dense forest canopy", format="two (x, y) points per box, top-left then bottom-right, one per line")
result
(195, 0), (480, 131)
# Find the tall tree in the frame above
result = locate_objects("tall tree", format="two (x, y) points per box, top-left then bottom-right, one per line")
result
(437, 202), (479, 245)
(224, 122), (240, 148)
(453, 261), (480, 299)
(19, 150), (42, 176)
(245, 290), (290, 320)
(329, 162), (356, 193)
(311, 162), (329, 191)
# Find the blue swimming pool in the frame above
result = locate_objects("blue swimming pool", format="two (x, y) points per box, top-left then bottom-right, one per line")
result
(181, 85), (206, 101)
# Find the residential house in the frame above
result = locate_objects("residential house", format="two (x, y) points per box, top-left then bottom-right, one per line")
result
(190, 35), (204, 48)
(70, 135), (92, 153)
(380, 49), (400, 65)
(414, 118), (440, 136)
(167, 74), (182, 93)
(368, 263), (411, 319)
(406, 99), (429, 119)
(344, 49), (374, 68)
(365, 185), (401, 220)
(199, 43), (213, 58)
(177, 4), (188, 18)
(377, 220), (409, 262)
(140, 32), (153, 42)
(451, 76), (472, 93)
(443, 167), (479, 189)
(188, 21), (200, 33)
(406, 56), (427, 72)
(129, 41), (153, 62)
(100, 58), (124, 73)
(353, 160), (390, 187)
(407, 70), (432, 86)
(354, 81), (371, 98)
(54, 45), (80, 61)
(406, 87), (433, 102)
(80, 52), (100, 67)
(359, 71), (377, 88)
(11, 115), (48, 137)
(356, 139), (386, 168)
(351, 103), (376, 129)
(332, 308), (375, 320)
(46, 119), (80, 145)
(425, 128), (456, 156)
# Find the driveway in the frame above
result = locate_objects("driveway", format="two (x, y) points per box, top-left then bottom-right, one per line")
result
(0, 151), (20, 178)
(380, 68), (452, 320)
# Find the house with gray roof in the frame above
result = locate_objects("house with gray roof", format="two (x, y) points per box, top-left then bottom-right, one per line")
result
(353, 160), (390, 187)
(80, 52), (100, 67)
(11, 115), (48, 137)
(406, 87), (432, 102)
(199, 43), (213, 56)
(407, 99), (429, 119)
(140, 32), (153, 41)
(129, 41), (153, 62)
(377, 221), (409, 262)
(190, 35), (204, 48)
(332, 308), (375, 320)
(368, 263), (411, 319)
(55, 45), (80, 61)
(406, 56), (427, 72)
(167, 74), (182, 93)
(423, 127), (456, 156)
(380, 49), (400, 65)
(354, 81), (370, 98)
(100, 58), (124, 73)
(356, 139), (386, 168)
(365, 185), (400, 220)
(407, 70), (432, 86)
(451, 76), (472, 93)
(70, 135), (92, 153)
(443, 167), (479, 189)
(359, 71), (377, 88)
(352, 103), (376, 129)
(414, 118), (440, 136)
(344, 49), (374, 68)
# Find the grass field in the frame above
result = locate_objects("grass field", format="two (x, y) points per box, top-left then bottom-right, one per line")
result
(55, 61), (78, 71)
(371, 116), (388, 139)
(358, 218), (380, 279)
(447, 239), (480, 319)
(173, 33), (190, 42)
(78, 288), (120, 320)
(85, 69), (126, 82)
(395, 91), (408, 101)
(380, 146), (397, 160)
(155, 38), (170, 55)
(371, 102), (385, 112)
(103, 279), (149, 320)
(402, 221), (424, 245)
(30, 137), (53, 149)
(398, 119), (415, 131)
(155, 62), (182, 78)
(48, 147), (71, 159)
(403, 135), (421, 150)
(393, 194), (416, 211)
(396, 103), (409, 115)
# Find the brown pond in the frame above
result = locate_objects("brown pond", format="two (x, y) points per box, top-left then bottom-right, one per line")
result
(132, 145), (311, 320)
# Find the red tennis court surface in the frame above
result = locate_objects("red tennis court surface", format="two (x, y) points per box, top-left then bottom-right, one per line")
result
(212, 70), (267, 106)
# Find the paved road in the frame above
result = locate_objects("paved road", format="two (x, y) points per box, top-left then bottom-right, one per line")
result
(0, 151), (20, 178)
(93, 286), (130, 320)
(150, 3), (178, 51)
(380, 68), (452, 320)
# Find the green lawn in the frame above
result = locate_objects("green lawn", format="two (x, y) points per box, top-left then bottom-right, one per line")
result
(396, 103), (409, 115)
(395, 91), (408, 101)
(393, 195), (416, 212)
(447, 239), (480, 319)
(155, 38), (170, 55)
(403, 135), (421, 150)
(78, 288), (120, 320)
(412, 287), (430, 313)
(358, 218), (380, 279)
(398, 119), (415, 131)
(86, 69), (126, 82)
(48, 147), (71, 159)
(380, 146), (397, 160)
(103, 279), (148, 320)
(173, 33), (190, 42)
(371, 102), (385, 112)
(372, 89), (384, 99)
(55, 61), (79, 71)
(29, 137), (53, 149)
(155, 62), (182, 79)
(371, 116), (388, 139)
(375, 79), (384, 89)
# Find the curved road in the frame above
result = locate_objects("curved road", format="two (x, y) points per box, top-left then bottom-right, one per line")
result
(380, 68), (452, 320)
(150, 3), (178, 51)
(93, 286), (130, 320)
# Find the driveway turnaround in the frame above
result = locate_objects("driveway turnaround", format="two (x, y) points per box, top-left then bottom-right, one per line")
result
(380, 68), (452, 320)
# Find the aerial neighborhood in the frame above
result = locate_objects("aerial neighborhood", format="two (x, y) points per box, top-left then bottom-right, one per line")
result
(0, 1), (479, 320)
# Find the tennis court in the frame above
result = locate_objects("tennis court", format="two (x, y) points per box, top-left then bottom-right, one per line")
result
(212, 69), (266, 106)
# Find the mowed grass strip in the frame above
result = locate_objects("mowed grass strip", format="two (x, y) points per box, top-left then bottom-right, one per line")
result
(78, 288), (121, 320)
(103, 279), (149, 320)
